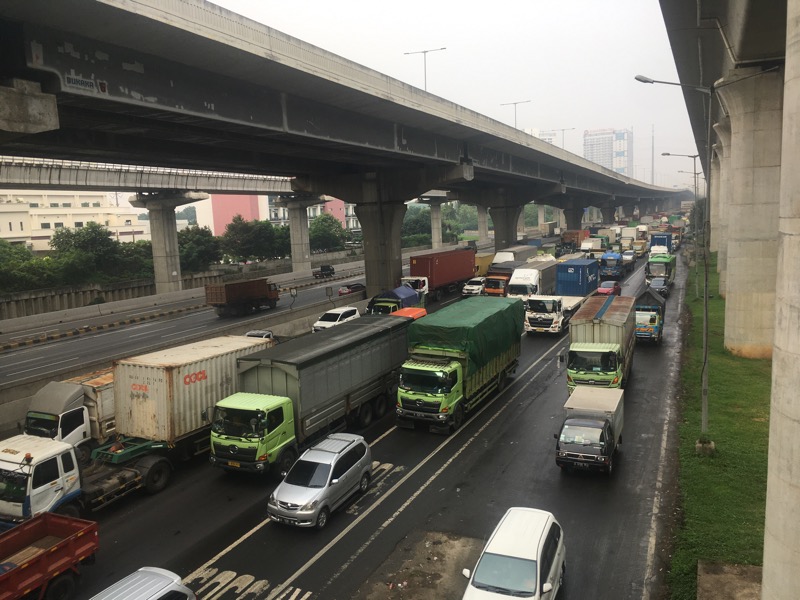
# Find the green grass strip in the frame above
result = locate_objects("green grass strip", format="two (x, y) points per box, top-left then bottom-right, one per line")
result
(669, 252), (771, 598)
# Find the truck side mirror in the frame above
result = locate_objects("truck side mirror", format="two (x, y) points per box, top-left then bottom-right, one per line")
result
(559, 354), (564, 364)
(553, 433), (559, 440)
(201, 409), (208, 422)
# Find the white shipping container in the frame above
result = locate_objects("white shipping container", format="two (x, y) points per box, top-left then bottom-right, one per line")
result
(113, 336), (273, 443)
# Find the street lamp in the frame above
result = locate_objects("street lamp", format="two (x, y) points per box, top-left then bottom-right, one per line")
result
(550, 127), (575, 149)
(663, 153), (700, 200)
(500, 100), (531, 129)
(404, 47), (446, 91)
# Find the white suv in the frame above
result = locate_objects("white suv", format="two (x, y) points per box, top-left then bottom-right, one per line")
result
(312, 306), (360, 332)
(461, 277), (486, 297)
(462, 507), (565, 599)
(267, 433), (372, 530)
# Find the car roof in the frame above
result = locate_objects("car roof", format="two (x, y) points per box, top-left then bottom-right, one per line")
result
(88, 567), (189, 600)
(324, 306), (357, 314)
(301, 433), (364, 464)
(600, 281), (618, 286)
(484, 507), (554, 560)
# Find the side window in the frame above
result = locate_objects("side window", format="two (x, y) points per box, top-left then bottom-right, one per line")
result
(345, 309), (356, 319)
(61, 451), (76, 475)
(32, 457), (60, 489)
(159, 592), (190, 600)
(267, 407), (284, 433)
(60, 408), (84, 438)
(331, 457), (349, 480)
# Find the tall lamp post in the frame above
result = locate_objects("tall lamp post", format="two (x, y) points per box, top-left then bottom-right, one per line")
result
(500, 100), (531, 129)
(663, 152), (700, 200)
(636, 74), (713, 440)
(551, 127), (575, 148)
(404, 47), (446, 91)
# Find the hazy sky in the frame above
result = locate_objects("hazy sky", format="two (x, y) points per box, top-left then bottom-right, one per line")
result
(210, 0), (699, 191)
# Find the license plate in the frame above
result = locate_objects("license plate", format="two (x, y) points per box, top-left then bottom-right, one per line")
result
(228, 461), (240, 468)
(574, 462), (589, 469)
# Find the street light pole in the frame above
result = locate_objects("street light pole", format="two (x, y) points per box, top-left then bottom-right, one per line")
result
(500, 100), (531, 129)
(551, 127), (575, 148)
(404, 47), (446, 91)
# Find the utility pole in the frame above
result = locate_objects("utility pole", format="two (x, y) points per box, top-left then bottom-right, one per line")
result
(500, 100), (531, 129)
(403, 47), (446, 91)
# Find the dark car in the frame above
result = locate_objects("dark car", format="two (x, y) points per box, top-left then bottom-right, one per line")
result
(338, 282), (366, 296)
(596, 280), (622, 296)
(649, 277), (670, 298)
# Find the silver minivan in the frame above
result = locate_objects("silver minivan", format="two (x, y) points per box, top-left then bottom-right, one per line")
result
(89, 567), (196, 600)
(267, 433), (372, 530)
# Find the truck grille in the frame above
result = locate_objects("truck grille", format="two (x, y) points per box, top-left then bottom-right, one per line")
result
(574, 379), (610, 387)
(400, 397), (441, 413)
(528, 316), (554, 327)
(213, 442), (257, 461)
(564, 451), (597, 461)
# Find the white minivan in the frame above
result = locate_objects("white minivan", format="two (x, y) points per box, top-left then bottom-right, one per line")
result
(462, 507), (565, 599)
(312, 306), (360, 332)
(89, 567), (196, 600)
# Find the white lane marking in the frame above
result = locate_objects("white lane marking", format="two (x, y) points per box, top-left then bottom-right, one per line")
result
(184, 520), (273, 583)
(128, 326), (175, 338)
(4, 356), (81, 376)
(161, 326), (207, 338)
(267, 345), (563, 599)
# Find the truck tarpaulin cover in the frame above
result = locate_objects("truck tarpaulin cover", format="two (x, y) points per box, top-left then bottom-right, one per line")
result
(378, 285), (418, 304)
(407, 296), (523, 375)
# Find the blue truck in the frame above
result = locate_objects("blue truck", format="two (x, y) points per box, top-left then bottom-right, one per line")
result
(599, 251), (625, 280)
(635, 287), (666, 344)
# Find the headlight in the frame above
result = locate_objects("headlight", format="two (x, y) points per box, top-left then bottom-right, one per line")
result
(301, 499), (319, 511)
(268, 493), (275, 504)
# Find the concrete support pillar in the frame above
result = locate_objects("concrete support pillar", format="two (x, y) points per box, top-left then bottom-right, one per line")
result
(716, 67), (783, 357)
(429, 201), (444, 249)
(562, 207), (583, 231)
(558, 208), (567, 229)
(0, 79), (59, 142)
(489, 205), (523, 251)
(477, 205), (490, 243)
(131, 191), (207, 294)
(286, 199), (315, 273)
(537, 204), (546, 227)
(600, 206), (616, 224)
(713, 119), (732, 296)
(763, 8), (800, 596)
(517, 209), (526, 237)
(354, 196), (406, 296)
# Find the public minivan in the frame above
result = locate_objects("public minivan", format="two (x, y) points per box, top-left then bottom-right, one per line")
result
(461, 507), (565, 599)
(89, 567), (196, 600)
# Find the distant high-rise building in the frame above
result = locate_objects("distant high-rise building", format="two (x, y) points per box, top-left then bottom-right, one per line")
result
(583, 129), (634, 176)
(524, 128), (558, 146)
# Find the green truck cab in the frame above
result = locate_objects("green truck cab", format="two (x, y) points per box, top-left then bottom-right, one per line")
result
(565, 295), (635, 393)
(396, 297), (523, 434)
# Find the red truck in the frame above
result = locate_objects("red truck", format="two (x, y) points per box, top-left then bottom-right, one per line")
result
(401, 247), (477, 302)
(205, 278), (280, 317)
(0, 513), (98, 600)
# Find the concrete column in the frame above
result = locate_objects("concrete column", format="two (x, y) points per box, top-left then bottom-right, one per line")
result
(600, 206), (616, 224)
(429, 201), (443, 249)
(477, 205), (490, 243)
(517, 209), (526, 238)
(716, 67), (783, 357)
(286, 198), (316, 273)
(537, 204), (546, 227)
(0, 79), (58, 142)
(763, 8), (800, 596)
(713, 119), (732, 296)
(131, 191), (207, 294)
(562, 207), (583, 231)
(488, 205), (523, 251)
(709, 150), (721, 252)
(354, 195), (406, 295)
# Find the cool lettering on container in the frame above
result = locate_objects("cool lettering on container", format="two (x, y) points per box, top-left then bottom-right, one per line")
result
(184, 370), (208, 385)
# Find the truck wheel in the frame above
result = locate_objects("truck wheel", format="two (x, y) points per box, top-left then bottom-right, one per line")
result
(45, 572), (76, 600)
(497, 370), (507, 392)
(276, 447), (298, 475)
(373, 394), (389, 418)
(606, 458), (614, 476)
(269, 299), (277, 309)
(138, 457), (172, 494)
(358, 402), (374, 428)
(315, 507), (330, 530)
(451, 404), (465, 432)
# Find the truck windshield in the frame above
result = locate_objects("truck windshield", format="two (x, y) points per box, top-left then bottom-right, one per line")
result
(211, 407), (264, 438)
(568, 351), (616, 372)
(484, 279), (505, 290)
(559, 424), (603, 445)
(285, 460), (331, 488)
(371, 304), (395, 315)
(25, 411), (59, 438)
(528, 299), (557, 313)
(400, 368), (451, 393)
(0, 469), (28, 503)
(648, 264), (667, 277)
(602, 259), (619, 267)
(636, 311), (657, 325)
(507, 284), (534, 296)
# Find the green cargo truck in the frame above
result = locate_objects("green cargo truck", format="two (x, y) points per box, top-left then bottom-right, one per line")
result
(208, 316), (412, 476)
(566, 295), (635, 392)
(395, 297), (523, 433)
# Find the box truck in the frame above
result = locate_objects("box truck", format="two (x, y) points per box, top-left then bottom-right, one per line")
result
(205, 278), (280, 317)
(565, 295), (635, 392)
(208, 316), (411, 475)
(506, 259), (559, 301)
(396, 297), (523, 433)
(401, 247), (476, 301)
(554, 387), (624, 475)
(635, 287), (666, 344)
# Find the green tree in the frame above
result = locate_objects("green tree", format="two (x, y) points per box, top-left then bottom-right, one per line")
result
(309, 213), (345, 252)
(221, 215), (257, 262)
(455, 204), (478, 231)
(176, 206), (197, 225)
(49, 222), (119, 271)
(178, 225), (221, 272)
(250, 220), (277, 261)
(273, 225), (291, 258)
(402, 205), (431, 236)
(118, 241), (154, 279)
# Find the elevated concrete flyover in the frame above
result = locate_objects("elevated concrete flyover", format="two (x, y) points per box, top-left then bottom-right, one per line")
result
(0, 0), (681, 296)
(656, 1), (798, 595)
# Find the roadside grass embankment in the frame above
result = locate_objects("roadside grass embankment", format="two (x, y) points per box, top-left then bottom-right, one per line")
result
(669, 252), (771, 598)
